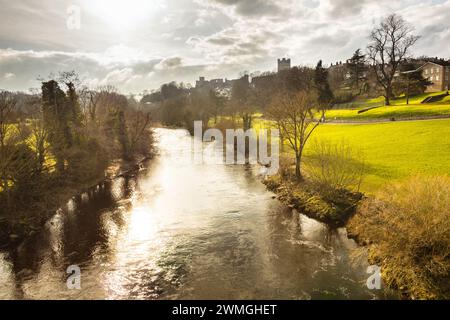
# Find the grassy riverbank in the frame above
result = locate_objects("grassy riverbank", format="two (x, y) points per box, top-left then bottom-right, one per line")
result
(347, 176), (450, 299)
(249, 112), (450, 299)
(264, 175), (362, 226)
(309, 119), (450, 192)
(253, 118), (450, 193)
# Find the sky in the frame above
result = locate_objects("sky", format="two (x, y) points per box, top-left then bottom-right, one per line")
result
(0, 0), (449, 94)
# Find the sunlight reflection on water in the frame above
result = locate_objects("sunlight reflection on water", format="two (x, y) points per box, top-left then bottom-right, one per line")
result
(0, 128), (395, 300)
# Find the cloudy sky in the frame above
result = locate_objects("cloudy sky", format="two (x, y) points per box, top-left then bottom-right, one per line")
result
(0, 0), (449, 94)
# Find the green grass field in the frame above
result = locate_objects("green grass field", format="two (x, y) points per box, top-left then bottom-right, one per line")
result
(328, 91), (450, 121)
(302, 119), (450, 192)
(215, 92), (450, 193)
(253, 117), (450, 193)
(326, 104), (450, 121)
(365, 91), (449, 105)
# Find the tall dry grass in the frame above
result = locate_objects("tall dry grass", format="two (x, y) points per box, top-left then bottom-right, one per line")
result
(348, 175), (450, 299)
(305, 139), (366, 192)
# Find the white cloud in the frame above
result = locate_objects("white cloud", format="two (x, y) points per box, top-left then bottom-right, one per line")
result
(195, 0), (288, 18)
(3, 73), (16, 80)
(155, 57), (184, 70)
(0, 0), (450, 92)
(0, 47), (211, 93)
(100, 68), (142, 86)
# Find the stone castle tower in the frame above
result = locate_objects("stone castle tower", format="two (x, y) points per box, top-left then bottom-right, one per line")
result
(277, 58), (291, 72)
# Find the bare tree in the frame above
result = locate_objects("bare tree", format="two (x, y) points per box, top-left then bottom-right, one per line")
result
(94, 86), (131, 158)
(209, 89), (226, 125)
(0, 92), (34, 201)
(367, 14), (419, 106)
(305, 139), (366, 192)
(267, 91), (323, 180)
(26, 95), (50, 174)
(97, 85), (120, 114)
(127, 106), (152, 156)
(230, 75), (255, 130)
(79, 87), (102, 131)
(0, 91), (17, 197)
(0, 91), (17, 148)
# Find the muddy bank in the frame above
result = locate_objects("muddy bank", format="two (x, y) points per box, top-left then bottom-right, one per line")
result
(263, 175), (363, 227)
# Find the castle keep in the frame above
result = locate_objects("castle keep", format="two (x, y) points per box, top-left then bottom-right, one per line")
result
(277, 58), (291, 72)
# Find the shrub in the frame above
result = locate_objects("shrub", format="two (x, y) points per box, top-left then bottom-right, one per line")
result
(305, 139), (366, 192)
(263, 172), (362, 226)
(348, 176), (450, 299)
(333, 92), (356, 104)
(263, 175), (282, 192)
(278, 154), (295, 178)
(214, 118), (238, 134)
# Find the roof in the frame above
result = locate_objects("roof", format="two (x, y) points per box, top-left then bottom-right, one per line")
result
(421, 60), (450, 67)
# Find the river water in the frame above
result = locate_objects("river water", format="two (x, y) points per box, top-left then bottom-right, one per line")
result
(0, 128), (392, 299)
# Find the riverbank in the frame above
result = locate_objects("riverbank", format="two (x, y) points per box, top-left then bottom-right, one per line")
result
(0, 128), (387, 300)
(263, 174), (363, 227)
(203, 114), (450, 299)
(264, 171), (450, 300)
(347, 176), (450, 299)
(0, 154), (154, 249)
(253, 117), (450, 193)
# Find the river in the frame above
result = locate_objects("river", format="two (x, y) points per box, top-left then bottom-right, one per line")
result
(0, 128), (393, 299)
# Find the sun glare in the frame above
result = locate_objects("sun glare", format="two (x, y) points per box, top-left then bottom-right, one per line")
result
(88, 0), (156, 29)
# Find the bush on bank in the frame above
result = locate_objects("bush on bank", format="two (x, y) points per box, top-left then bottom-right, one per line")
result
(264, 141), (365, 226)
(264, 174), (363, 226)
(347, 175), (450, 299)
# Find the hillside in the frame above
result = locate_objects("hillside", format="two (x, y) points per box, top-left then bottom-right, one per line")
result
(328, 91), (450, 122)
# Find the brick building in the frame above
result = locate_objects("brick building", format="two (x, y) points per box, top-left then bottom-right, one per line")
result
(421, 61), (450, 92)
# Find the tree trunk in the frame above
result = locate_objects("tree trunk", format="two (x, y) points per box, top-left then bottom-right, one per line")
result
(295, 154), (302, 181)
(406, 76), (411, 105)
(279, 132), (284, 153)
(242, 114), (252, 131)
(385, 86), (392, 106)
(56, 154), (65, 173)
(37, 152), (45, 174)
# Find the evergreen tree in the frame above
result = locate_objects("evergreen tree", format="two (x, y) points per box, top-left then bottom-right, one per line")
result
(41, 80), (72, 173)
(314, 60), (334, 108)
(347, 49), (367, 92)
(231, 75), (253, 130)
(393, 63), (432, 103)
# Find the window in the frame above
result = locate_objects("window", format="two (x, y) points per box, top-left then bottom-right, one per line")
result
(431, 69), (434, 74)
(436, 76), (440, 81)
(436, 68), (440, 73)
(425, 69), (428, 75)
(430, 76), (434, 81)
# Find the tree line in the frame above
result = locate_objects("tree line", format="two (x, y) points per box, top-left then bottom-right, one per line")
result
(0, 71), (153, 229)
(330, 14), (431, 106)
(144, 57), (333, 180)
(144, 13), (428, 182)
